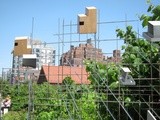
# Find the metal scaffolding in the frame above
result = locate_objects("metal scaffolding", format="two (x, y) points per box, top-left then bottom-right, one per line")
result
(0, 14), (160, 120)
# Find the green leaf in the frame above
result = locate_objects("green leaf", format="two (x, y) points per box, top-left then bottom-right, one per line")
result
(121, 45), (126, 50)
(125, 97), (131, 102)
(152, 5), (160, 15)
(147, 0), (151, 4)
(155, 16), (160, 20)
(142, 16), (150, 27)
(134, 58), (142, 65)
(147, 4), (154, 12)
(140, 14), (146, 20)
(124, 97), (131, 107)
(116, 29), (125, 38)
(130, 54), (136, 60)
(132, 46), (139, 52)
(109, 81), (119, 90)
(126, 26), (132, 31)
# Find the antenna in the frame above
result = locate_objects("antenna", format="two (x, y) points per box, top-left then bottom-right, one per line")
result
(31, 17), (34, 54)
(27, 17), (34, 120)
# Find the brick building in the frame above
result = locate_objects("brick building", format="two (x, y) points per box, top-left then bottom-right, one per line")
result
(60, 39), (105, 66)
(106, 50), (121, 63)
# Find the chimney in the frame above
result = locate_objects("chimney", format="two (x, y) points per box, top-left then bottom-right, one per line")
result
(113, 50), (120, 58)
(70, 45), (74, 50)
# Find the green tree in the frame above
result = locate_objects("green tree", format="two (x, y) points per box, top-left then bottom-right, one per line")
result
(140, 2), (160, 27)
(115, 2), (160, 119)
(0, 80), (97, 120)
(116, 26), (159, 78)
(62, 76), (75, 86)
(85, 60), (120, 91)
(2, 111), (26, 120)
(84, 60), (123, 119)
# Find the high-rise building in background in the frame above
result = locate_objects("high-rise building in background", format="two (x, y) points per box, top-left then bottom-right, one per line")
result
(32, 42), (56, 69)
(12, 36), (55, 81)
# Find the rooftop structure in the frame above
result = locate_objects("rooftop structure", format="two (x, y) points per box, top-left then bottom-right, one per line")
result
(78, 6), (97, 34)
(13, 36), (32, 56)
(60, 39), (105, 66)
(37, 65), (90, 84)
(12, 36), (56, 81)
(106, 50), (121, 63)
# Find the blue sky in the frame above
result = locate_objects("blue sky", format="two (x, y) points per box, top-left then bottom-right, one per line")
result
(0, 0), (159, 73)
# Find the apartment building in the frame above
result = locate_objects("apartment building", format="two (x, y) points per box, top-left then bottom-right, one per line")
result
(32, 44), (55, 69)
(12, 36), (55, 81)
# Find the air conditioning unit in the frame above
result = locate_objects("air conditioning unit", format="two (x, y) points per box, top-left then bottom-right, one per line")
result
(143, 21), (160, 42)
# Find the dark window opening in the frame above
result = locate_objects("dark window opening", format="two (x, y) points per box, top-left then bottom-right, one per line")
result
(79, 21), (84, 25)
(36, 49), (40, 52)
(15, 42), (18, 46)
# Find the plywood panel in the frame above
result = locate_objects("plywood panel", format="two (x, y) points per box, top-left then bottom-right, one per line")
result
(78, 7), (97, 34)
(13, 39), (32, 56)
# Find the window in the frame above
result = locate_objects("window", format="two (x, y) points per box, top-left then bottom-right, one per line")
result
(48, 52), (51, 54)
(36, 49), (40, 52)
(36, 59), (39, 62)
(79, 21), (84, 25)
(36, 53), (39, 57)
(15, 42), (18, 46)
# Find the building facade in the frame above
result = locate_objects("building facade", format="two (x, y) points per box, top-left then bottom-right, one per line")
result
(60, 39), (105, 66)
(106, 50), (121, 63)
(32, 44), (56, 69)
(12, 36), (55, 81)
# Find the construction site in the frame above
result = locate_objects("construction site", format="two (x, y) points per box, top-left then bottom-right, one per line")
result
(0, 4), (160, 120)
